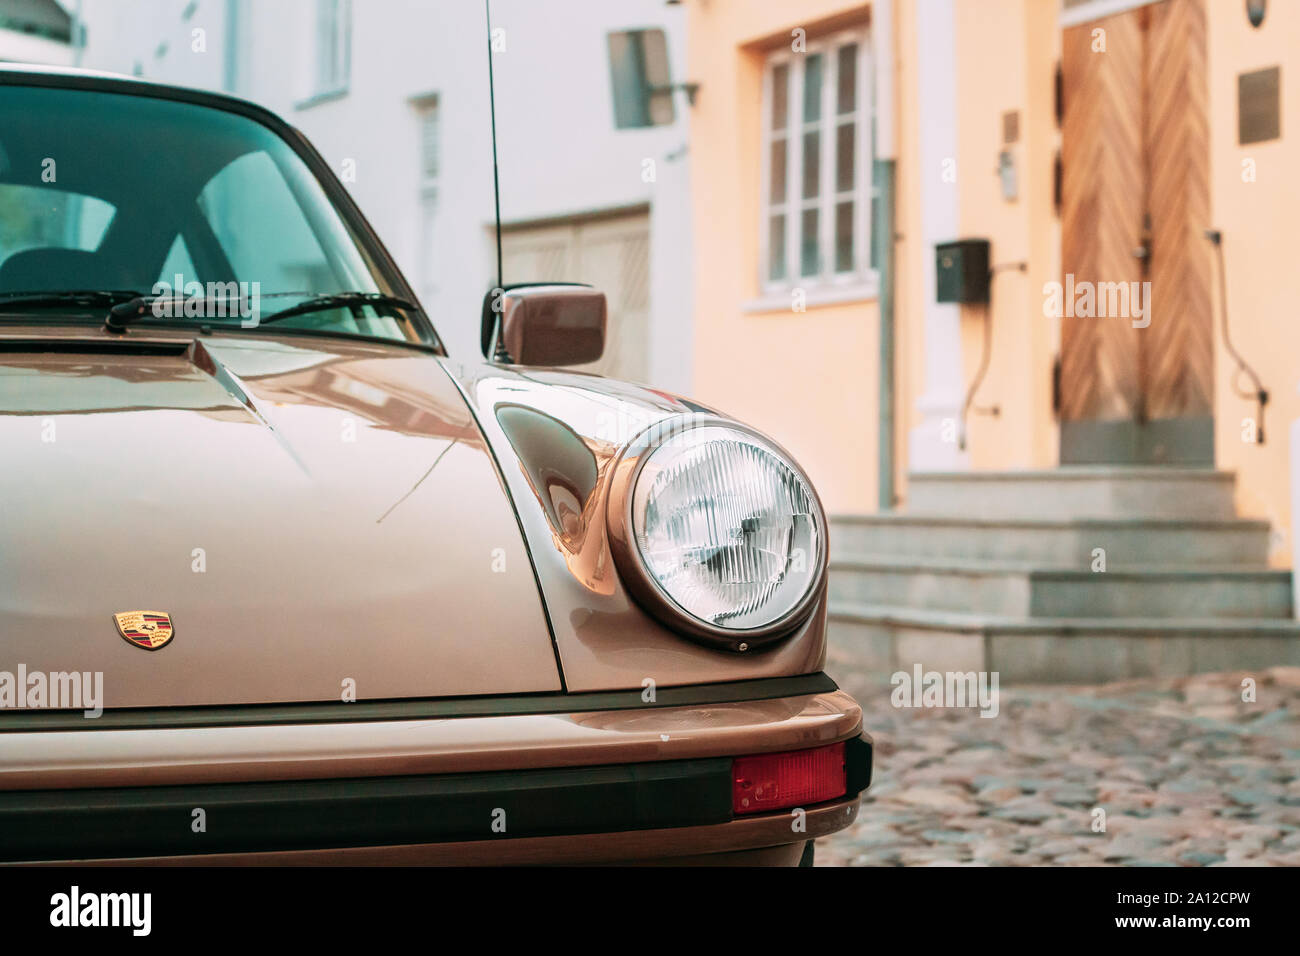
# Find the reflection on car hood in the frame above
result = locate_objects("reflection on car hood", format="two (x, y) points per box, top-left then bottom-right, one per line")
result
(0, 332), (560, 708)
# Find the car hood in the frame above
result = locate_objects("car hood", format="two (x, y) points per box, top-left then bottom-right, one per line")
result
(0, 332), (561, 708)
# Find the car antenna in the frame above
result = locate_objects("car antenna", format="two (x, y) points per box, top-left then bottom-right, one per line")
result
(485, 0), (511, 364)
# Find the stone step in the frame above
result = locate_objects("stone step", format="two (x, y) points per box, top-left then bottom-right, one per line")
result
(830, 513), (1272, 568)
(827, 601), (1300, 685)
(905, 467), (1237, 520)
(829, 555), (1293, 619)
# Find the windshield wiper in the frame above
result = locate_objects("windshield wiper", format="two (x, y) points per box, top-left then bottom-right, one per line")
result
(0, 289), (420, 334)
(104, 292), (257, 332)
(0, 290), (146, 316)
(253, 292), (419, 327)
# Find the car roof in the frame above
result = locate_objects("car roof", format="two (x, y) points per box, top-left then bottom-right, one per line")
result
(0, 63), (283, 128)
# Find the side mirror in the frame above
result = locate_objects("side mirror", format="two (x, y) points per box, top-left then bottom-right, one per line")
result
(480, 284), (606, 366)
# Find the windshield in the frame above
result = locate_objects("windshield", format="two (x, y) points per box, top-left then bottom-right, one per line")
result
(0, 83), (433, 346)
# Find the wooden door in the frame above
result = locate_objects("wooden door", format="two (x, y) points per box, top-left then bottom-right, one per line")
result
(501, 210), (651, 384)
(1059, 0), (1213, 464)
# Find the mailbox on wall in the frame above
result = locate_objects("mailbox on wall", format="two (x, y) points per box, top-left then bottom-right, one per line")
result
(935, 239), (991, 304)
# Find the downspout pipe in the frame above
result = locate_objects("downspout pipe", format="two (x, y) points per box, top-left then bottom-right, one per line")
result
(875, 158), (897, 510)
(873, 0), (897, 511)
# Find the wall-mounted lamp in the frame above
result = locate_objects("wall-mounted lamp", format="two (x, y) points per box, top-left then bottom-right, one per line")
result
(649, 82), (701, 107)
(997, 150), (1018, 203)
(1247, 0), (1267, 28)
(998, 110), (1019, 203)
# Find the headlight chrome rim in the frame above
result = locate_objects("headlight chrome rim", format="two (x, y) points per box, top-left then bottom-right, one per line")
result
(605, 415), (827, 651)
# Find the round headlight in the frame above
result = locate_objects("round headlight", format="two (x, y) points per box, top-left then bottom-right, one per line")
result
(607, 417), (826, 648)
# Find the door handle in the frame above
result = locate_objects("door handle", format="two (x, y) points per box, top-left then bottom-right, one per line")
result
(1133, 213), (1153, 263)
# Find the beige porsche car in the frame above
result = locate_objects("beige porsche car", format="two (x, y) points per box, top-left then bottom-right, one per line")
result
(0, 66), (870, 865)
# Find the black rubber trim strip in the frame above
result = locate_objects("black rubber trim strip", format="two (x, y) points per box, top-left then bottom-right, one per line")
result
(845, 734), (874, 796)
(0, 339), (192, 356)
(0, 757), (735, 862)
(0, 672), (839, 732)
(1, 732), (873, 862)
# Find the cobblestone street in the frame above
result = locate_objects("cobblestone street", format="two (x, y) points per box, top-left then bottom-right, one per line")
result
(820, 667), (1300, 866)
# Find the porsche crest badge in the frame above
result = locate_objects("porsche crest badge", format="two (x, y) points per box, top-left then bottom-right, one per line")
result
(113, 611), (175, 651)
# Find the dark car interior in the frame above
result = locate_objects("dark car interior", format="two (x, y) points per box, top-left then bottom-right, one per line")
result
(0, 85), (263, 294)
(0, 80), (423, 343)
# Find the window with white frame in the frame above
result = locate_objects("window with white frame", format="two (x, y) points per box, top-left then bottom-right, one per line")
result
(312, 0), (351, 97)
(760, 29), (876, 293)
(607, 29), (676, 129)
(415, 96), (441, 301)
(1060, 0), (1162, 27)
(418, 99), (441, 192)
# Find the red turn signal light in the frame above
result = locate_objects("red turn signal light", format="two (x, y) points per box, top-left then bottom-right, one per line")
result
(731, 741), (847, 815)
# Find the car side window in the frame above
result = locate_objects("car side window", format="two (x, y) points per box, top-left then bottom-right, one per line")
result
(0, 185), (115, 266)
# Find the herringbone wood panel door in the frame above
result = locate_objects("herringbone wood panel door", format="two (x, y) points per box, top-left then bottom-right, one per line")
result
(1060, 8), (1145, 423)
(1144, 0), (1213, 421)
(1059, 0), (1213, 460)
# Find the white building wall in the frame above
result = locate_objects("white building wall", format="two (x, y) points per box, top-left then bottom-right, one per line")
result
(0, 29), (76, 64)
(0, 0), (77, 65)
(907, 0), (967, 471)
(71, 0), (694, 391)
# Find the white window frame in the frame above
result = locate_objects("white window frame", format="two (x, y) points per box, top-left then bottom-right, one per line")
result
(417, 97), (441, 200)
(1059, 0), (1163, 28)
(413, 95), (441, 301)
(758, 27), (876, 300)
(299, 0), (351, 105)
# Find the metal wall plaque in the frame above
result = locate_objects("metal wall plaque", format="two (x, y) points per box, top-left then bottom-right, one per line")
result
(1002, 109), (1020, 144)
(1239, 66), (1281, 144)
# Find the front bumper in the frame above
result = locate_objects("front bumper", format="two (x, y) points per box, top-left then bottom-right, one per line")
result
(0, 674), (870, 864)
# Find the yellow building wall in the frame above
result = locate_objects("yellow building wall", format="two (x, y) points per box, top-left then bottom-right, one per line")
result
(899, 0), (1296, 566)
(687, 1), (880, 515)
(690, 0), (1299, 559)
(890, 0), (1060, 499)
(940, 0), (1298, 562)
(1206, 0), (1300, 565)
(951, 0), (1060, 471)
(892, 0), (921, 504)
(883, 0), (1061, 504)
